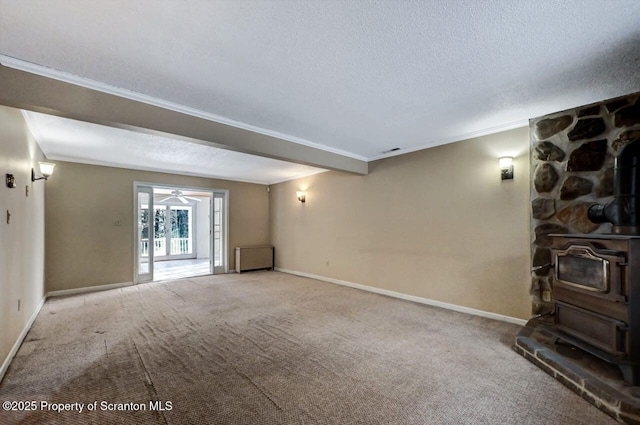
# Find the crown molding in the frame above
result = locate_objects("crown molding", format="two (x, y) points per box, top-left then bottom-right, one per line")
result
(3, 55), (528, 167)
(0, 55), (368, 162)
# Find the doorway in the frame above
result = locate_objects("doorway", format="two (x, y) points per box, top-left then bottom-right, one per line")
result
(134, 183), (228, 283)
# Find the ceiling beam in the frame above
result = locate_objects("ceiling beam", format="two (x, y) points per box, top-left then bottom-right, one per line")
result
(0, 65), (368, 175)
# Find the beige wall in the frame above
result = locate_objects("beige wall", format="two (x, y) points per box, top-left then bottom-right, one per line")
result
(0, 106), (46, 370)
(270, 127), (532, 319)
(46, 162), (269, 291)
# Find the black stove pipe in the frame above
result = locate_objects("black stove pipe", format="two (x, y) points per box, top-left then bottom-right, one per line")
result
(588, 138), (640, 235)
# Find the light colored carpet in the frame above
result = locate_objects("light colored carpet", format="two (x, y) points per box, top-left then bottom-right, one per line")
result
(0, 271), (615, 424)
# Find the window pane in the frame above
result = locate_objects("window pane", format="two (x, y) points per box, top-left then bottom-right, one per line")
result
(138, 194), (150, 274)
(214, 197), (222, 267)
(170, 206), (192, 255)
(154, 207), (166, 237)
(154, 207), (167, 256)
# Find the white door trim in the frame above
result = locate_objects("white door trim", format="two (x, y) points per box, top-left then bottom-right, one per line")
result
(133, 182), (229, 281)
(133, 184), (154, 283)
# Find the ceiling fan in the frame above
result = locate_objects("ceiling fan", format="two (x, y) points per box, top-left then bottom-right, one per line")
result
(156, 190), (202, 204)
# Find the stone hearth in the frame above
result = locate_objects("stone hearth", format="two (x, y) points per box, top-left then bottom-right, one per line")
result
(516, 317), (640, 424)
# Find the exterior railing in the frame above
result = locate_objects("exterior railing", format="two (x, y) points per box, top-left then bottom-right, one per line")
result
(141, 238), (191, 257)
(170, 238), (191, 255)
(141, 239), (149, 257)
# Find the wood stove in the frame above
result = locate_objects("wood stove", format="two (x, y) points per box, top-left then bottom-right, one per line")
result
(549, 233), (640, 384)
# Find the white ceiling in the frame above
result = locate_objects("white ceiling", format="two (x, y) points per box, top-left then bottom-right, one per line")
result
(22, 111), (327, 185)
(2, 0), (640, 179)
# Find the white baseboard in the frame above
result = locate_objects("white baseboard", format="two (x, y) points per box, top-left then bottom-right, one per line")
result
(47, 281), (134, 298)
(0, 296), (46, 384)
(275, 268), (527, 326)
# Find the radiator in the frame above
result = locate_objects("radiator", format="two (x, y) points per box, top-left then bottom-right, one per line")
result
(235, 245), (274, 273)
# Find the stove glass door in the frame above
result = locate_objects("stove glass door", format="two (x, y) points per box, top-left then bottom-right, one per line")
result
(556, 246), (608, 292)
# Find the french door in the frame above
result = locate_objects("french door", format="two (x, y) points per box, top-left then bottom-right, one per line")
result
(134, 183), (228, 283)
(213, 192), (225, 274)
(135, 185), (154, 283)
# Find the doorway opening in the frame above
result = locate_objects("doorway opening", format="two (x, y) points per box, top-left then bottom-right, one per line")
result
(134, 183), (228, 283)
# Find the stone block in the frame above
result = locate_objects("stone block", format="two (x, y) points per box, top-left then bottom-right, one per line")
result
(556, 374), (584, 396)
(568, 118), (606, 142)
(532, 248), (551, 276)
(534, 163), (559, 193)
(556, 202), (600, 233)
(578, 105), (601, 117)
(534, 141), (565, 161)
(605, 99), (629, 113)
(618, 413), (640, 425)
(613, 130), (640, 153)
(535, 115), (573, 140)
(615, 103), (640, 128)
(532, 198), (555, 219)
(534, 223), (569, 246)
(567, 140), (608, 171)
(619, 398), (640, 422)
(560, 176), (593, 200)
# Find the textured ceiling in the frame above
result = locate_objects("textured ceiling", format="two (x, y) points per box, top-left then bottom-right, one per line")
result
(23, 111), (327, 185)
(2, 0), (640, 172)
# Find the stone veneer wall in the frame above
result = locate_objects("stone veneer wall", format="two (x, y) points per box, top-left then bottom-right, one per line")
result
(530, 92), (640, 314)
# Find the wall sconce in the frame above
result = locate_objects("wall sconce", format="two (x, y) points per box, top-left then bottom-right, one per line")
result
(31, 161), (56, 182)
(499, 156), (514, 180)
(296, 191), (306, 203)
(5, 174), (16, 188)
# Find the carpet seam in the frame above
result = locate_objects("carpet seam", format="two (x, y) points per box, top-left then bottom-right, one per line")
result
(133, 341), (169, 425)
(230, 364), (284, 412)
